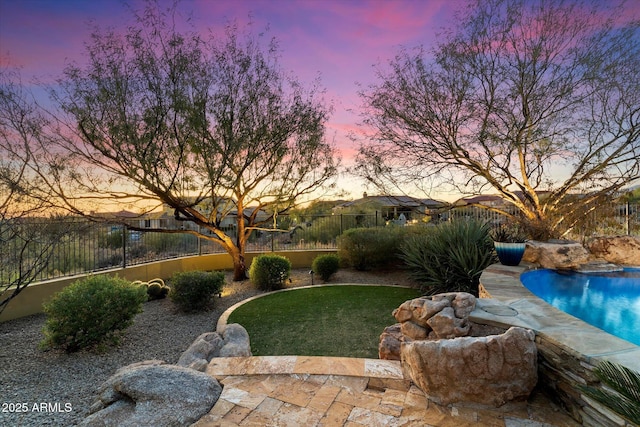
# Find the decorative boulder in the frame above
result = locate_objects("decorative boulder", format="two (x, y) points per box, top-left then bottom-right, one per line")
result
(81, 360), (222, 427)
(218, 323), (252, 357)
(522, 240), (591, 269)
(585, 236), (640, 266)
(401, 327), (538, 407)
(177, 323), (251, 372)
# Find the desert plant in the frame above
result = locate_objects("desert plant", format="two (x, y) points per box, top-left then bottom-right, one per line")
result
(337, 226), (407, 270)
(312, 254), (340, 282)
(249, 254), (292, 291)
(40, 275), (146, 352)
(169, 271), (225, 312)
(579, 361), (640, 425)
(133, 278), (170, 300)
(401, 220), (497, 296)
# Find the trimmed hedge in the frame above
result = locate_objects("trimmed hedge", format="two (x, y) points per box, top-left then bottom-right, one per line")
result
(249, 254), (292, 291)
(312, 254), (340, 282)
(169, 271), (225, 312)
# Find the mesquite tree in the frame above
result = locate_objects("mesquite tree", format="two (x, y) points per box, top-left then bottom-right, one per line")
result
(357, 0), (640, 239)
(47, 5), (337, 280)
(0, 69), (73, 313)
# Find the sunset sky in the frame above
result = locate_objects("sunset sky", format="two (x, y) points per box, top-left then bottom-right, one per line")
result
(0, 0), (468, 201)
(0, 0), (636, 202)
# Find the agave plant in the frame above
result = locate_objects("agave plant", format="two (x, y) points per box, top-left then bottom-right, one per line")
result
(400, 220), (497, 296)
(579, 361), (640, 425)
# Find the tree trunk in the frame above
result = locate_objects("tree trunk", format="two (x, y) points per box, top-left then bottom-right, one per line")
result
(232, 250), (247, 281)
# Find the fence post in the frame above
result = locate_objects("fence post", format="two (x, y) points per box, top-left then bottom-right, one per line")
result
(375, 211), (378, 227)
(626, 201), (631, 236)
(340, 214), (343, 235)
(122, 225), (127, 268)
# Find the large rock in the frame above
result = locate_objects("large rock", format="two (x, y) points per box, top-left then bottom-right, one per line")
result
(401, 327), (537, 407)
(523, 240), (591, 269)
(585, 236), (640, 266)
(176, 323), (251, 372)
(380, 293), (477, 359)
(378, 323), (404, 361)
(218, 323), (252, 357)
(81, 360), (222, 427)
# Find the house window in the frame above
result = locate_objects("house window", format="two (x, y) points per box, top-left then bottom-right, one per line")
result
(144, 219), (151, 228)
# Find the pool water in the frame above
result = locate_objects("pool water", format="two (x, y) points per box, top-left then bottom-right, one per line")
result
(520, 268), (640, 346)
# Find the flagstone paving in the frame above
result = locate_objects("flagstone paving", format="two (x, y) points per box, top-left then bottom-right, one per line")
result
(192, 356), (579, 427)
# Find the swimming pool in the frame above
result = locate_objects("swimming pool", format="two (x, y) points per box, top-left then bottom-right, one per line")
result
(520, 268), (640, 346)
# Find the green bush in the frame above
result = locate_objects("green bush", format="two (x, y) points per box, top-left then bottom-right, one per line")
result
(401, 220), (497, 296)
(337, 226), (408, 270)
(40, 275), (146, 352)
(249, 255), (292, 291)
(169, 271), (225, 312)
(312, 254), (340, 281)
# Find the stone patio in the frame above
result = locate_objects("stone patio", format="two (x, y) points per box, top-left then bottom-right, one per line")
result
(192, 355), (579, 426)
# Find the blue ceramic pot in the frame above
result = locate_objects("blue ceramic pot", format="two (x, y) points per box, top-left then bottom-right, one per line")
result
(494, 242), (526, 266)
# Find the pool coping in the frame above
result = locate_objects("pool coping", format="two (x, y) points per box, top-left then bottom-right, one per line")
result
(476, 263), (640, 373)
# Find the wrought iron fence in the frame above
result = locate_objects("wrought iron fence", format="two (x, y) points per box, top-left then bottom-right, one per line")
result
(1, 204), (638, 287)
(0, 213), (381, 286)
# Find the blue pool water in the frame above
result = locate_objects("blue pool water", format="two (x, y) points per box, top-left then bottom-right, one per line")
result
(520, 268), (640, 346)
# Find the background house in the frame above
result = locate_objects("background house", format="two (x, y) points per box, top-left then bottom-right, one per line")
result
(332, 193), (446, 223)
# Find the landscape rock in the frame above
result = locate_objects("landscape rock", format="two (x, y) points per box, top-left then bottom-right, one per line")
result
(426, 306), (470, 339)
(176, 323), (251, 371)
(218, 323), (252, 357)
(585, 235), (640, 266)
(378, 323), (404, 360)
(523, 240), (592, 269)
(401, 320), (429, 340)
(81, 360), (222, 427)
(401, 327), (537, 407)
(380, 292), (477, 359)
(176, 332), (224, 371)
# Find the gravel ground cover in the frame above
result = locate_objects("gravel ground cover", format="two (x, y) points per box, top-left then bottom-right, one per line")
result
(0, 268), (416, 426)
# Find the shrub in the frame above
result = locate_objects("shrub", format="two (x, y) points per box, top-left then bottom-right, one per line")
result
(337, 226), (407, 270)
(169, 271), (225, 312)
(401, 220), (497, 296)
(40, 275), (146, 352)
(312, 254), (340, 282)
(249, 255), (292, 291)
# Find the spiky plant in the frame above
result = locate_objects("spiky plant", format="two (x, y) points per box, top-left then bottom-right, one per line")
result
(580, 361), (640, 425)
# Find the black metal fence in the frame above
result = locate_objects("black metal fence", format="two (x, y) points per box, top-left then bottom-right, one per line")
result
(1, 204), (638, 287)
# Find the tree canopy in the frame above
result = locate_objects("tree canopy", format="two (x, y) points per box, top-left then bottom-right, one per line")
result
(357, 0), (640, 239)
(12, 3), (338, 280)
(0, 69), (73, 312)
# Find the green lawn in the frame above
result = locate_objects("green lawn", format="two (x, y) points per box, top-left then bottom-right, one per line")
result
(227, 285), (421, 358)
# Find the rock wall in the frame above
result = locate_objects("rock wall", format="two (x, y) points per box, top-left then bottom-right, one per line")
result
(381, 293), (537, 407)
(536, 336), (636, 427)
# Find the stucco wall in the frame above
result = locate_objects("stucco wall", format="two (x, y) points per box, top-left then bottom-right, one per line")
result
(0, 250), (335, 323)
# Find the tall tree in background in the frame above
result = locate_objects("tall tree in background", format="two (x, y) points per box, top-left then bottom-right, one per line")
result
(43, 3), (337, 280)
(357, 0), (640, 239)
